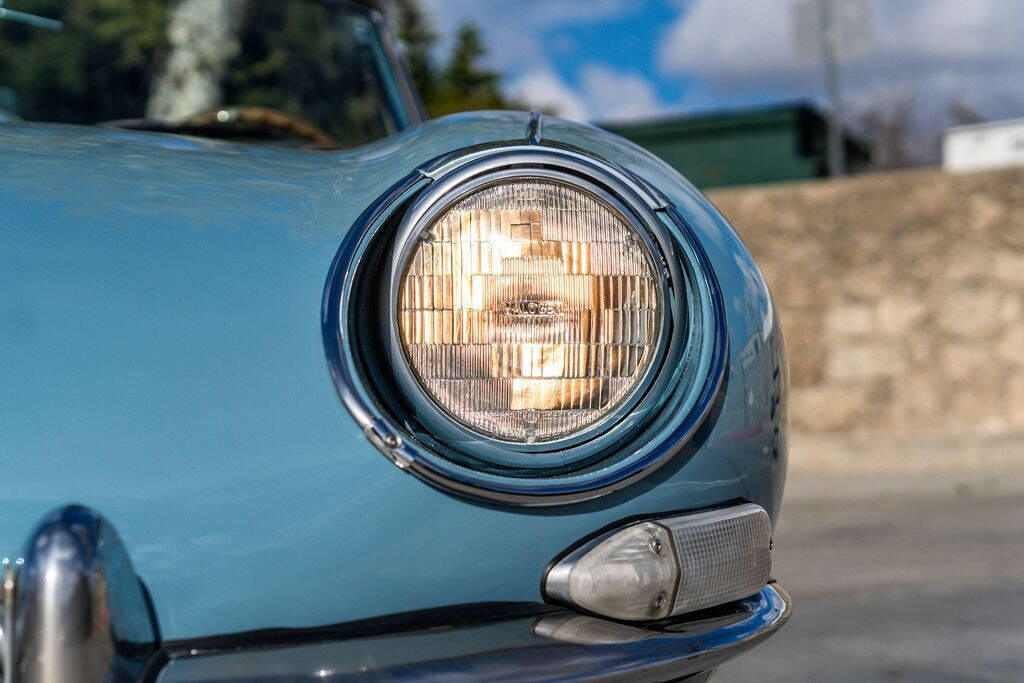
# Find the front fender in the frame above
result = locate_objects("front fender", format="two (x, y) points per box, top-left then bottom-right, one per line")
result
(0, 111), (786, 640)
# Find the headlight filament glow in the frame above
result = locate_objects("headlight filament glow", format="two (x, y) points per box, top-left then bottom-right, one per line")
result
(398, 180), (662, 444)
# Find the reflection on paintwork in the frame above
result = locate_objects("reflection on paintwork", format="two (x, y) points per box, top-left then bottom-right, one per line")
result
(532, 614), (652, 644)
(0, 111), (786, 639)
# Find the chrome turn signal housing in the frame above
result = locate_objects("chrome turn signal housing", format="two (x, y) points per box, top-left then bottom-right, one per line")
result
(544, 504), (772, 620)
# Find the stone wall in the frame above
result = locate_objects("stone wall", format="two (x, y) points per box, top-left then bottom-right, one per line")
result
(708, 167), (1024, 433)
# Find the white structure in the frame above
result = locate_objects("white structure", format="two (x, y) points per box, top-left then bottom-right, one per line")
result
(943, 118), (1024, 173)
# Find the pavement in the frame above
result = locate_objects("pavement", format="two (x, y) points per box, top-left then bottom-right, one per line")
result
(713, 431), (1024, 683)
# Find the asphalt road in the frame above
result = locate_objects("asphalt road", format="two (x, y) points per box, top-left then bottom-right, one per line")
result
(714, 471), (1024, 682)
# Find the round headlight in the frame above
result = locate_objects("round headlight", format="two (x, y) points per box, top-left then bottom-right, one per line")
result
(325, 143), (727, 504)
(395, 178), (664, 444)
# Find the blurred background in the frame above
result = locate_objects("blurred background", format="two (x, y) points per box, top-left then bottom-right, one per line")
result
(3, 1), (1023, 680)
(399, 3), (1024, 679)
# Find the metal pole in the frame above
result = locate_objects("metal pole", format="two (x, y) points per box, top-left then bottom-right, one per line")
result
(819, 0), (846, 176)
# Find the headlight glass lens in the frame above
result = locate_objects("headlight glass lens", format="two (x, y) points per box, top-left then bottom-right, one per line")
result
(397, 179), (663, 444)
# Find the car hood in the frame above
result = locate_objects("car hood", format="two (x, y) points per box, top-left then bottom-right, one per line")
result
(0, 112), (786, 640)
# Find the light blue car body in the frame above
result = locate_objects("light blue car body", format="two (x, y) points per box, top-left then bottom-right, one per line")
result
(0, 110), (786, 641)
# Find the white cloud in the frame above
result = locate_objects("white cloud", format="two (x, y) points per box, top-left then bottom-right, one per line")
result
(659, 0), (799, 88)
(410, 1), (666, 123)
(419, 0), (635, 72)
(579, 64), (662, 122)
(658, 0), (1024, 121)
(507, 68), (589, 121)
(507, 63), (663, 122)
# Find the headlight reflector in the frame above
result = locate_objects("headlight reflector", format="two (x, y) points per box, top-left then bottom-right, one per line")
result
(397, 179), (663, 444)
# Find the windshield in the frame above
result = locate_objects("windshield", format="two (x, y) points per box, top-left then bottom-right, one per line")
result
(0, 0), (418, 148)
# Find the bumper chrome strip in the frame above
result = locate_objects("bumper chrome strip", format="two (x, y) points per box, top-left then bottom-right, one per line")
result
(156, 583), (791, 682)
(1, 505), (158, 683)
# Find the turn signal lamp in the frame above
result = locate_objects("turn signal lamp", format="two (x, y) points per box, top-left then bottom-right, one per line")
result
(545, 503), (772, 621)
(396, 180), (663, 444)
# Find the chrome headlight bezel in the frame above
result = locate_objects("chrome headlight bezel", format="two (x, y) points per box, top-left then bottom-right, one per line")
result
(323, 144), (726, 506)
(386, 168), (673, 466)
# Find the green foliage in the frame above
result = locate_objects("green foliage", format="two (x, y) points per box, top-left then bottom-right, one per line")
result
(0, 0), (524, 137)
(395, 0), (437, 105)
(394, 0), (519, 117)
(0, 0), (397, 146)
(0, 0), (168, 122)
(224, 2), (393, 146)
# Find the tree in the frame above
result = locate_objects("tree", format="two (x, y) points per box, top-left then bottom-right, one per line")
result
(443, 24), (498, 95)
(0, 0), (169, 123)
(0, 0), (523, 130)
(146, 0), (249, 121)
(394, 0), (437, 105)
(430, 24), (509, 116)
(853, 87), (917, 169)
(393, 1), (519, 117)
(949, 100), (985, 127)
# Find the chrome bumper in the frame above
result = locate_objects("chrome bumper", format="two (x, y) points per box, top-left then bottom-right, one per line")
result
(1, 505), (790, 683)
(0, 506), (159, 683)
(156, 584), (790, 682)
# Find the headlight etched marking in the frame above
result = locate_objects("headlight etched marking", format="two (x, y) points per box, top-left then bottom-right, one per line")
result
(396, 179), (664, 444)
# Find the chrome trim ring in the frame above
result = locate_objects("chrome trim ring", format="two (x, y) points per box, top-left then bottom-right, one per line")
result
(322, 143), (727, 506)
(385, 168), (673, 464)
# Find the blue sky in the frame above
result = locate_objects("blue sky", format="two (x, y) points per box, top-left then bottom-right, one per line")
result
(531, 1), (690, 109)
(420, 0), (1024, 133)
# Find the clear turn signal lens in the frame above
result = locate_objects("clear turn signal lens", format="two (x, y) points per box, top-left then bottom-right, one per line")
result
(545, 503), (772, 621)
(546, 522), (678, 620)
(397, 180), (663, 443)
